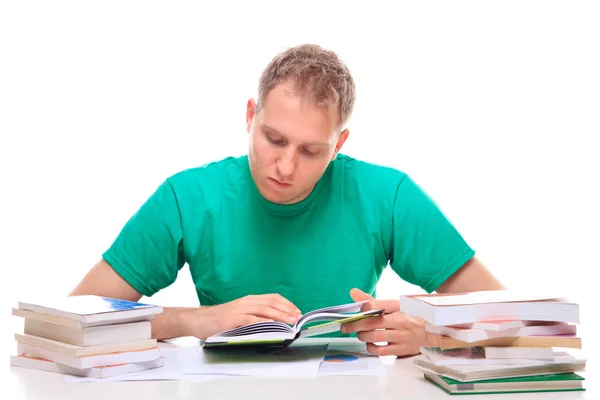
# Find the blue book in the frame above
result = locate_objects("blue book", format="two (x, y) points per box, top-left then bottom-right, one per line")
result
(16, 295), (162, 326)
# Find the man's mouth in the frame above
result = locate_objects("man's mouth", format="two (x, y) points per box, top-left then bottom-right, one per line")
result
(269, 177), (292, 188)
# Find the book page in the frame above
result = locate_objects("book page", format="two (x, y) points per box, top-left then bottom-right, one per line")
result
(211, 321), (294, 337)
(299, 309), (384, 337)
(296, 311), (370, 330)
(294, 300), (368, 328)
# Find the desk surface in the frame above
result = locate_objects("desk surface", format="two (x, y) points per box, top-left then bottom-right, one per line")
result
(8, 338), (597, 400)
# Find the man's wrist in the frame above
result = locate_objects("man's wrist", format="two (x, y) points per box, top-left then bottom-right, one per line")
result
(153, 307), (206, 340)
(176, 306), (217, 339)
(411, 315), (439, 348)
(424, 330), (440, 348)
(175, 308), (193, 338)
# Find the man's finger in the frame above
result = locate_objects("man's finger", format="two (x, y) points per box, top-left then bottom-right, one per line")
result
(341, 315), (382, 334)
(264, 293), (303, 315)
(242, 305), (299, 325)
(246, 294), (302, 318)
(350, 288), (399, 313)
(365, 299), (399, 313)
(354, 298), (399, 314)
(356, 328), (405, 344)
(238, 315), (275, 326)
(350, 288), (374, 302)
(341, 313), (402, 334)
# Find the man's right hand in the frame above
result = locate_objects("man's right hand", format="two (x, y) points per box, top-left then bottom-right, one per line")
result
(180, 294), (302, 339)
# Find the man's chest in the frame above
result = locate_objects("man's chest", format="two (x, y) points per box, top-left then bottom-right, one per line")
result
(185, 202), (389, 310)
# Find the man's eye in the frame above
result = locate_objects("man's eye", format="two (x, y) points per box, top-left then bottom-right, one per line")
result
(268, 135), (284, 145)
(302, 148), (318, 156)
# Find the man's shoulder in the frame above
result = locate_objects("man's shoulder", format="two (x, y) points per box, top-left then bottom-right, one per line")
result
(165, 155), (247, 188)
(333, 153), (408, 184)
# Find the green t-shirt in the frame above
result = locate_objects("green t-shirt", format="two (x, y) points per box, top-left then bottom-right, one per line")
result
(103, 154), (474, 314)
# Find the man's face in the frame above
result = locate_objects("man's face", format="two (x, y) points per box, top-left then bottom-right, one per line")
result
(246, 82), (349, 205)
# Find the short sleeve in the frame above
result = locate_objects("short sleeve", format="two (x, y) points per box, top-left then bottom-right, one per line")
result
(389, 175), (475, 293)
(102, 180), (185, 297)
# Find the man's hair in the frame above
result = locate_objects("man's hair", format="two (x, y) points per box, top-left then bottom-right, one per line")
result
(257, 44), (356, 130)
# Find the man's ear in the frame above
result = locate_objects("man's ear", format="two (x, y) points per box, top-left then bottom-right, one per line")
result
(246, 99), (257, 133)
(332, 129), (350, 159)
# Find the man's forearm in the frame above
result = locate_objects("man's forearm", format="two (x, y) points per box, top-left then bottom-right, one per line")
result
(436, 256), (505, 293)
(151, 307), (195, 341)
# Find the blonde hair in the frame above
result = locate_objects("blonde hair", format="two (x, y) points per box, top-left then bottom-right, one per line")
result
(257, 44), (356, 130)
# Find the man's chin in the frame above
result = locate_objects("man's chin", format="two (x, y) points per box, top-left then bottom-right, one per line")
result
(256, 181), (312, 205)
(265, 192), (295, 205)
(259, 188), (300, 205)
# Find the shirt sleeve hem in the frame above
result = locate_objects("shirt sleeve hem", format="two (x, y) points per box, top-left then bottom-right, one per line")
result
(102, 251), (156, 297)
(422, 248), (476, 294)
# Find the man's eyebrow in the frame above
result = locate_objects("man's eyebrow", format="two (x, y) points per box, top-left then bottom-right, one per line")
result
(261, 124), (284, 136)
(261, 124), (329, 146)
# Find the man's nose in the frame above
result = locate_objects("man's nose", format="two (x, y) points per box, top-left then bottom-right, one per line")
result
(277, 149), (296, 178)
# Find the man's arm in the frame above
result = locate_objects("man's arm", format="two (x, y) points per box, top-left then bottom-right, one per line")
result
(70, 260), (196, 340)
(70, 259), (143, 301)
(345, 256), (505, 356)
(414, 256), (504, 347)
(70, 260), (302, 341)
(435, 256), (505, 293)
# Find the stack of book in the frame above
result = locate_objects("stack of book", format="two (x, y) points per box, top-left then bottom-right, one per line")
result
(11, 295), (165, 379)
(400, 290), (587, 395)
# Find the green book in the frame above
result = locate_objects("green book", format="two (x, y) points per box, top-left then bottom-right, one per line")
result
(424, 372), (585, 395)
(202, 301), (383, 348)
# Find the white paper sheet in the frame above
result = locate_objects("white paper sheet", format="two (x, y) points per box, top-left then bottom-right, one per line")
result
(64, 346), (230, 382)
(191, 343), (329, 377)
(65, 343), (328, 382)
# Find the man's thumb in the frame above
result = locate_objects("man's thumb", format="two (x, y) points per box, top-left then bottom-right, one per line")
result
(350, 288), (374, 302)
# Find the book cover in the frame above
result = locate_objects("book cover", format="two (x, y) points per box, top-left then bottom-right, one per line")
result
(10, 354), (165, 378)
(16, 342), (161, 369)
(413, 354), (587, 382)
(400, 290), (579, 326)
(404, 290), (566, 306)
(15, 333), (157, 357)
(17, 295), (163, 324)
(420, 346), (577, 366)
(434, 334), (582, 350)
(424, 372), (585, 394)
(425, 322), (576, 343)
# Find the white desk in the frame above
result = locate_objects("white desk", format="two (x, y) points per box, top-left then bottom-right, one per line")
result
(8, 338), (596, 400)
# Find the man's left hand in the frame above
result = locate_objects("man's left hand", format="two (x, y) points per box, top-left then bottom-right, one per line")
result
(341, 288), (434, 357)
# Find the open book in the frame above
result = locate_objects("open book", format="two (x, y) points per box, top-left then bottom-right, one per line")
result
(203, 300), (383, 348)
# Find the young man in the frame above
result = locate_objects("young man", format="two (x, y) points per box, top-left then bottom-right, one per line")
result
(71, 44), (504, 357)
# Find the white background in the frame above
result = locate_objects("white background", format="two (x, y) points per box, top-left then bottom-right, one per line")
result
(1, 0), (598, 373)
